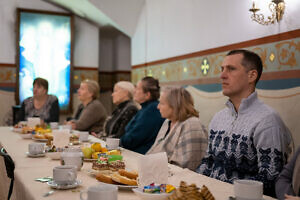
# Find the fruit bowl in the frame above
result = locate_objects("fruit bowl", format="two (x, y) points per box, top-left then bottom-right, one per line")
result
(132, 188), (172, 200)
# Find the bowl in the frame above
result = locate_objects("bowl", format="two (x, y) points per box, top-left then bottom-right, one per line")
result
(19, 133), (32, 139)
(46, 152), (61, 160)
(132, 188), (172, 200)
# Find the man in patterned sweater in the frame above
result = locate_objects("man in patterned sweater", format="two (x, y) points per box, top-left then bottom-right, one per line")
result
(196, 49), (292, 197)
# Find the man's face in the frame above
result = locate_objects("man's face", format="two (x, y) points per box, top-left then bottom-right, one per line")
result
(220, 54), (251, 99)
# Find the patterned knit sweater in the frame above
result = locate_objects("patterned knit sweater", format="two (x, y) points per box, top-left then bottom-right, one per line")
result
(197, 92), (291, 197)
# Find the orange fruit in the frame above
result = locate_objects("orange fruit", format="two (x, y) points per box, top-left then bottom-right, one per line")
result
(91, 143), (102, 152)
(101, 147), (108, 153)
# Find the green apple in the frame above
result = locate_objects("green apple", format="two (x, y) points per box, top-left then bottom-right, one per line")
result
(82, 147), (93, 159)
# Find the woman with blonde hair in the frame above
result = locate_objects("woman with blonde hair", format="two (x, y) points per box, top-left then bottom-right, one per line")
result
(147, 86), (208, 171)
(67, 79), (107, 133)
(99, 81), (139, 138)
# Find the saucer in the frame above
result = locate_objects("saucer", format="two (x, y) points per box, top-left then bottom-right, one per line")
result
(26, 152), (46, 158)
(106, 146), (121, 151)
(47, 179), (82, 190)
(228, 196), (265, 200)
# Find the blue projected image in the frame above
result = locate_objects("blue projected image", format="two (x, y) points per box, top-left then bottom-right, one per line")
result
(19, 12), (71, 111)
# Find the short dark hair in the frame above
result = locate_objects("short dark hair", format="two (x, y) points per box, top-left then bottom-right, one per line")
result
(33, 77), (48, 91)
(227, 49), (263, 85)
(141, 76), (160, 101)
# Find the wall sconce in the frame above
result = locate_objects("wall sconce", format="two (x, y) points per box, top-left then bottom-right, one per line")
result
(249, 0), (285, 25)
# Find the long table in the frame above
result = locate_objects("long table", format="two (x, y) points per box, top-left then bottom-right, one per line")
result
(0, 127), (275, 200)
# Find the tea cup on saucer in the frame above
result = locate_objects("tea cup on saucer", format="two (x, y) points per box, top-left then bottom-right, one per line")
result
(28, 142), (45, 155)
(80, 184), (118, 200)
(234, 179), (263, 200)
(53, 165), (77, 185)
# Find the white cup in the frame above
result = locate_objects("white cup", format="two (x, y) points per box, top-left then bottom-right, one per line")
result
(53, 165), (77, 185)
(27, 117), (40, 128)
(50, 122), (59, 130)
(234, 179), (263, 200)
(61, 152), (83, 171)
(106, 138), (120, 149)
(79, 131), (89, 142)
(60, 125), (72, 132)
(28, 143), (45, 155)
(80, 184), (118, 200)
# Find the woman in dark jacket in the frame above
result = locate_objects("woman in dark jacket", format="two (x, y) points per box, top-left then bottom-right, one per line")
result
(100, 81), (139, 138)
(120, 77), (165, 154)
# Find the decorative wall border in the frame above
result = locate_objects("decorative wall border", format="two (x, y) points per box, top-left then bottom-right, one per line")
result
(131, 29), (300, 86)
(0, 65), (100, 90)
(0, 63), (131, 92)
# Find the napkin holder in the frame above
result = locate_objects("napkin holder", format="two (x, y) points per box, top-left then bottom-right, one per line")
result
(137, 152), (169, 187)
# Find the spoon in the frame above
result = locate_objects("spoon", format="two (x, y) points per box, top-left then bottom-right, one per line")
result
(43, 190), (54, 197)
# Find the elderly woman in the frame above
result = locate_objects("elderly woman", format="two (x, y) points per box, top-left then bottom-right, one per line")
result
(100, 81), (139, 138)
(120, 76), (165, 154)
(17, 77), (59, 123)
(67, 80), (107, 133)
(147, 86), (208, 171)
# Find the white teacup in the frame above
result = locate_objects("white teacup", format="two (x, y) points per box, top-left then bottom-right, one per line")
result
(61, 152), (83, 171)
(27, 117), (40, 128)
(234, 179), (263, 200)
(28, 143), (45, 155)
(79, 131), (89, 142)
(50, 122), (59, 130)
(106, 138), (120, 149)
(59, 125), (72, 132)
(53, 165), (77, 185)
(80, 184), (118, 200)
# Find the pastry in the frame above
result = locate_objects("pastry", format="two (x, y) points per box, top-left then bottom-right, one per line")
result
(96, 171), (118, 184)
(168, 181), (215, 200)
(118, 169), (138, 180)
(111, 173), (137, 186)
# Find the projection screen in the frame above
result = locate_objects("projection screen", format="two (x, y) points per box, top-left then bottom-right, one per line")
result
(17, 9), (73, 112)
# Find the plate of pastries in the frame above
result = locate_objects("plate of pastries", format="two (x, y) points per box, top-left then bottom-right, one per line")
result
(167, 181), (215, 200)
(95, 169), (138, 189)
(90, 152), (138, 189)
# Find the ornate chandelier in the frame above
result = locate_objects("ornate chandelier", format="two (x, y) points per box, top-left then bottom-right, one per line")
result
(249, 0), (285, 25)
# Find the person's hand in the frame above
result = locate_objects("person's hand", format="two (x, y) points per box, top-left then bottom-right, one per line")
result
(285, 194), (300, 200)
(90, 132), (99, 138)
(66, 121), (76, 130)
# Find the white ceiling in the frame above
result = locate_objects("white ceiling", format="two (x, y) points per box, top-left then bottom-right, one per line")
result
(43, 0), (145, 37)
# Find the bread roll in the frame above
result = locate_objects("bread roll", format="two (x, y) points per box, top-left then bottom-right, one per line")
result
(118, 169), (138, 180)
(96, 172), (116, 184)
(111, 173), (137, 186)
